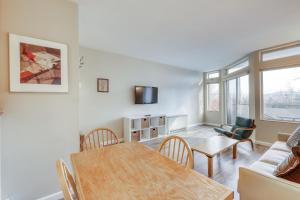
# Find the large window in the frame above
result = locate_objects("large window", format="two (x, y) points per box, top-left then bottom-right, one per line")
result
(227, 60), (249, 74)
(262, 67), (300, 122)
(226, 75), (249, 125)
(262, 45), (300, 61)
(207, 71), (219, 79)
(207, 83), (219, 111)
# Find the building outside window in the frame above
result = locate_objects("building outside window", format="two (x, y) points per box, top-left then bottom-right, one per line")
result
(262, 67), (300, 122)
(207, 83), (219, 111)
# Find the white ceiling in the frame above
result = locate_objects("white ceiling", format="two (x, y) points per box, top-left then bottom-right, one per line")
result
(79, 0), (300, 71)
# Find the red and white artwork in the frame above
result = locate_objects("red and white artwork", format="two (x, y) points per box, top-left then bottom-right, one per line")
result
(9, 34), (68, 92)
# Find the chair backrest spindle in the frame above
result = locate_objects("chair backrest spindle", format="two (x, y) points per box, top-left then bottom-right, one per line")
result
(158, 136), (193, 169)
(81, 128), (119, 151)
(56, 160), (79, 200)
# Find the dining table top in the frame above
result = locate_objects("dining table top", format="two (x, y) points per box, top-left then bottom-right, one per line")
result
(71, 142), (234, 200)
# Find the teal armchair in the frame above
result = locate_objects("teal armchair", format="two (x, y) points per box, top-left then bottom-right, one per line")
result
(214, 116), (256, 150)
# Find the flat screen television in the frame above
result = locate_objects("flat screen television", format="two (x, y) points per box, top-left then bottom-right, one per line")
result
(135, 86), (158, 104)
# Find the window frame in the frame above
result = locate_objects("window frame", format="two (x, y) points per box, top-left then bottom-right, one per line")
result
(220, 57), (250, 124)
(261, 44), (300, 62)
(260, 66), (300, 123)
(206, 71), (220, 79)
(206, 83), (220, 112)
(223, 57), (250, 79)
(227, 60), (249, 74)
(259, 41), (300, 71)
(224, 74), (250, 125)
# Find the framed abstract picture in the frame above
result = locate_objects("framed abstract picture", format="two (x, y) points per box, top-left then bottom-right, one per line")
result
(9, 33), (68, 92)
(97, 78), (109, 92)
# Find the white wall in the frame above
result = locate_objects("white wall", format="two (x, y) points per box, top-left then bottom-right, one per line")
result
(79, 47), (202, 137)
(0, 0), (79, 199)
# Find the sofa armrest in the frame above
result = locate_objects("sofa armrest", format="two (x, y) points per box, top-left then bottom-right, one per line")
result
(238, 166), (300, 200)
(278, 133), (291, 142)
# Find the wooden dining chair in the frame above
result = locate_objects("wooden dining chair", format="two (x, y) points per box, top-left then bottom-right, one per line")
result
(158, 135), (194, 169)
(80, 128), (119, 151)
(56, 159), (79, 200)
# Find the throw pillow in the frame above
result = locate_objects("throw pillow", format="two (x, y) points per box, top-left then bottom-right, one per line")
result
(273, 148), (300, 177)
(281, 164), (300, 184)
(287, 126), (300, 148)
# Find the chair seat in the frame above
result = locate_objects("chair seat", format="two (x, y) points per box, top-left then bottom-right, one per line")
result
(213, 127), (241, 139)
(214, 127), (232, 135)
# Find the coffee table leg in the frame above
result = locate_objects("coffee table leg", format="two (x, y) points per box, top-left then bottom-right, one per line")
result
(192, 150), (195, 168)
(208, 156), (213, 177)
(233, 144), (237, 159)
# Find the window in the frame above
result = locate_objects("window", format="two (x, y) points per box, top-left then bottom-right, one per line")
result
(262, 67), (300, 122)
(207, 71), (219, 79)
(227, 60), (249, 74)
(226, 75), (249, 125)
(262, 45), (300, 62)
(207, 83), (219, 111)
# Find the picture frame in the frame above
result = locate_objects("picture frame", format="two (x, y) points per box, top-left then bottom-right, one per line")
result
(9, 33), (68, 92)
(97, 78), (109, 92)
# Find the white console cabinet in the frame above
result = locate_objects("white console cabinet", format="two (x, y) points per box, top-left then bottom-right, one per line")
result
(123, 114), (188, 142)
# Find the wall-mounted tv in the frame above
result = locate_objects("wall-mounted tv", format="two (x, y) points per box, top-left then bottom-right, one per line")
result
(135, 86), (158, 104)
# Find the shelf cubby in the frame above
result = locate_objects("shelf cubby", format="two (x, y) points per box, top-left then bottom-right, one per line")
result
(124, 115), (167, 142)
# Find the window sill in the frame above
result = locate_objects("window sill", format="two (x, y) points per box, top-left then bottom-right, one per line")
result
(259, 118), (300, 124)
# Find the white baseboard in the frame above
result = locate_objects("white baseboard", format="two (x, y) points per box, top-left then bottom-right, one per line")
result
(255, 140), (272, 147)
(36, 191), (63, 200)
(202, 122), (220, 127)
(187, 123), (203, 128)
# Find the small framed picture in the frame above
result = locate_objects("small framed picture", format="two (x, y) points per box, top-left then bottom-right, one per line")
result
(97, 78), (109, 92)
(9, 33), (68, 92)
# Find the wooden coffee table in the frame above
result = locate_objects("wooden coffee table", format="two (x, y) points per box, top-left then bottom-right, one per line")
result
(191, 136), (239, 178)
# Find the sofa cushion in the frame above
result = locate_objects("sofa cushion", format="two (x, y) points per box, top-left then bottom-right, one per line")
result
(250, 161), (277, 174)
(273, 152), (300, 176)
(259, 149), (290, 166)
(271, 141), (291, 153)
(287, 126), (300, 148)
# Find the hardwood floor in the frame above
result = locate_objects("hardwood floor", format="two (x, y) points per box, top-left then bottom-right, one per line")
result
(142, 125), (269, 200)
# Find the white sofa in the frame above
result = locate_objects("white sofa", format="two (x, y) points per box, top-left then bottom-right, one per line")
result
(238, 133), (300, 200)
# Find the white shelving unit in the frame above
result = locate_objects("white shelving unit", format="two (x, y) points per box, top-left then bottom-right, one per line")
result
(124, 115), (167, 142)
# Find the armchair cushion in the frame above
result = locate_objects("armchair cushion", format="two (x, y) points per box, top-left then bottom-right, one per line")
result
(214, 117), (255, 140)
(213, 127), (232, 137)
(214, 126), (243, 140)
(235, 116), (253, 128)
(231, 117), (255, 140)
(230, 125), (253, 140)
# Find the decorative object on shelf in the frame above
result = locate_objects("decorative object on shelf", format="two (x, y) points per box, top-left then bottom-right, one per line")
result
(97, 78), (109, 93)
(79, 56), (85, 69)
(9, 33), (68, 92)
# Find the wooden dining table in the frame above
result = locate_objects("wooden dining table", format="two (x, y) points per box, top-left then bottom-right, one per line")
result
(71, 142), (234, 200)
